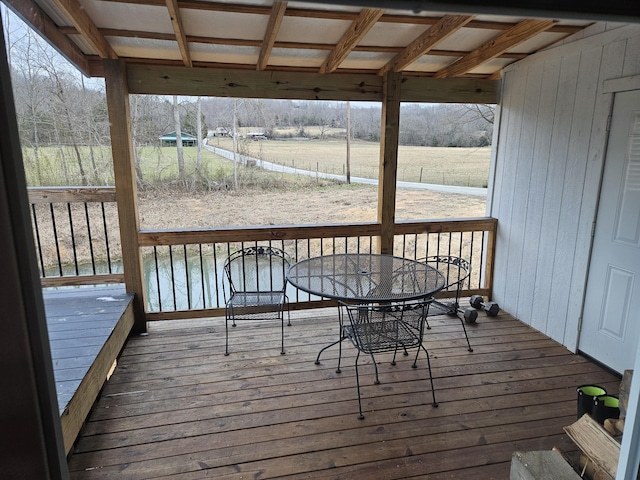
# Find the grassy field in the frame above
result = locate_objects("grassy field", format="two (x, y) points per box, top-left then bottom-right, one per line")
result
(209, 137), (491, 187)
(21, 145), (239, 186)
(21, 139), (491, 189)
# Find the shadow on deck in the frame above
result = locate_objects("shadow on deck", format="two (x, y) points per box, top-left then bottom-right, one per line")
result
(64, 304), (619, 479)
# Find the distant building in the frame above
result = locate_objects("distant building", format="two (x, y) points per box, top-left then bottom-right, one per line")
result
(159, 131), (198, 146)
(247, 132), (268, 140)
(211, 127), (231, 137)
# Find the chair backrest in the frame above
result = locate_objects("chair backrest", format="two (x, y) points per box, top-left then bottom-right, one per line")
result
(224, 246), (291, 295)
(422, 255), (471, 296)
(341, 302), (423, 352)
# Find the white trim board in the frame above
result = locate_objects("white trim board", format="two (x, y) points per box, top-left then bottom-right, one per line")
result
(604, 74), (640, 93)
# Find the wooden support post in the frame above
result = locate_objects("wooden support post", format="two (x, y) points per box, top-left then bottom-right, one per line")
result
(104, 59), (147, 333)
(484, 223), (497, 299)
(377, 71), (402, 254)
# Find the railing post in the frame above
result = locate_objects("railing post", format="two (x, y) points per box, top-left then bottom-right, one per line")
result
(104, 59), (147, 333)
(377, 71), (402, 254)
(484, 223), (497, 299)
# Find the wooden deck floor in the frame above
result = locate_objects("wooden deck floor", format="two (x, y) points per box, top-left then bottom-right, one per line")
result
(67, 307), (620, 479)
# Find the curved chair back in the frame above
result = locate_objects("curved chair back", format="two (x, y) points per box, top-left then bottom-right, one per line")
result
(224, 246), (291, 298)
(222, 245), (292, 356)
(421, 255), (474, 352)
(423, 255), (471, 298)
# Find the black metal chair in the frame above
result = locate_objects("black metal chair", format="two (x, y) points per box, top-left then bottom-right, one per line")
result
(340, 301), (437, 419)
(406, 255), (474, 352)
(223, 246), (291, 356)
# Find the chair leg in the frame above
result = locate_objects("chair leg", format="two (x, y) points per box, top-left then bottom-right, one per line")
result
(354, 351), (364, 420)
(419, 343), (438, 407)
(335, 308), (345, 373)
(369, 353), (380, 384)
(458, 315), (473, 352)
(225, 314), (230, 356)
(412, 344), (421, 368)
(336, 333), (343, 374)
(280, 315), (285, 355)
(392, 346), (400, 365)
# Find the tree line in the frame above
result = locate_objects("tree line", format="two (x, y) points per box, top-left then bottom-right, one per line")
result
(6, 10), (494, 188)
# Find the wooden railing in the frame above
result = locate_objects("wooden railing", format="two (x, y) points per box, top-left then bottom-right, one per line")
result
(28, 187), (123, 287)
(28, 187), (497, 321)
(139, 217), (497, 321)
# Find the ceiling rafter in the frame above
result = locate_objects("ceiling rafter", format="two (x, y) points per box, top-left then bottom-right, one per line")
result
(49, 0), (118, 59)
(17, 0), (593, 82)
(3, 0), (91, 75)
(378, 14), (473, 75)
(99, 0), (585, 34)
(257, 1), (287, 71)
(319, 8), (385, 74)
(434, 18), (556, 78)
(166, 0), (192, 67)
(60, 25), (529, 60)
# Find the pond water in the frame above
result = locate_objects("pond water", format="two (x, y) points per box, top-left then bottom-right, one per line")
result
(45, 253), (299, 313)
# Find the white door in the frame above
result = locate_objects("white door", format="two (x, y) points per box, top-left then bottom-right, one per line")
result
(580, 89), (640, 374)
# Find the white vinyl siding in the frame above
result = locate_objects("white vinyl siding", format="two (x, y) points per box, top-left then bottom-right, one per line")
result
(489, 24), (640, 350)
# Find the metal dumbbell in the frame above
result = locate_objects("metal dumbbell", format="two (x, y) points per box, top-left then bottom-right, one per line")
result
(469, 295), (500, 316)
(461, 307), (478, 324)
(437, 300), (478, 324)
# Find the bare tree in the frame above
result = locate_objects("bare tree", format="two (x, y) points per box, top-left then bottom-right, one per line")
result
(196, 96), (203, 173)
(9, 26), (51, 184)
(461, 104), (495, 124)
(172, 95), (185, 183)
(129, 95), (145, 183)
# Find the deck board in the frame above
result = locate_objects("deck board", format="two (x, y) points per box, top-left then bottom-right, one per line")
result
(67, 307), (620, 479)
(44, 285), (134, 454)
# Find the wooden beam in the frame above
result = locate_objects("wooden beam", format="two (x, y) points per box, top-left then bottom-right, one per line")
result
(125, 64), (497, 102)
(126, 64), (384, 100)
(377, 71), (401, 255)
(49, 0), (118, 59)
(139, 222), (384, 246)
(400, 76), (499, 103)
(378, 15), (474, 75)
(103, 60), (146, 333)
(166, 0), (192, 67)
(394, 217), (497, 235)
(319, 8), (385, 74)
(40, 274), (125, 288)
(3, 0), (91, 76)
(27, 186), (116, 204)
(257, 1), (287, 71)
(434, 18), (556, 78)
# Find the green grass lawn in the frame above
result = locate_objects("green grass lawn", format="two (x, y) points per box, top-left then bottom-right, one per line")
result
(22, 146), (234, 186)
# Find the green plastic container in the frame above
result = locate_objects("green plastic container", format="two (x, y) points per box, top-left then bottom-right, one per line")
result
(593, 395), (620, 424)
(577, 385), (607, 420)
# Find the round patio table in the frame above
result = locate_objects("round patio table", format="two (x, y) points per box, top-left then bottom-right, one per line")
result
(287, 253), (446, 369)
(286, 253), (445, 303)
